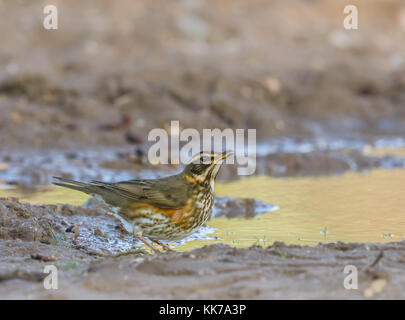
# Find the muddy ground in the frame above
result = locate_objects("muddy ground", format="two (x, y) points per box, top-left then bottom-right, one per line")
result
(1, 0), (405, 299)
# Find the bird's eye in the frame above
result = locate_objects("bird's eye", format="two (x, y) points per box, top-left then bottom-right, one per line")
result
(200, 155), (210, 163)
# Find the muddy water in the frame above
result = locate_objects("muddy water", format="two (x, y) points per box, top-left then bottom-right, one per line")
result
(213, 169), (405, 248)
(1, 168), (405, 251)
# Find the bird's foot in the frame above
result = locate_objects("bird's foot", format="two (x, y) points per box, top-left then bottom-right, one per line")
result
(132, 233), (160, 254)
(151, 239), (176, 253)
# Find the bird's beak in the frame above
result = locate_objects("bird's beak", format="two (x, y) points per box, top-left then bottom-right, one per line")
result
(221, 150), (233, 159)
(209, 151), (234, 165)
(216, 150), (233, 163)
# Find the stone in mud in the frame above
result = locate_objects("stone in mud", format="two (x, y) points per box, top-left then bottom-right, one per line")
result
(212, 196), (278, 219)
(81, 197), (111, 213)
(58, 203), (105, 217)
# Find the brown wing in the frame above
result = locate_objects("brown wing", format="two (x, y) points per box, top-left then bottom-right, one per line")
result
(90, 174), (189, 209)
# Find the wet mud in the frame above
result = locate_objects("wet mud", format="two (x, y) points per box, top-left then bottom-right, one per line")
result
(2, 235), (404, 299)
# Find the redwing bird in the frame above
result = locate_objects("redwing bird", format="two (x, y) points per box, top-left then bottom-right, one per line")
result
(53, 151), (232, 253)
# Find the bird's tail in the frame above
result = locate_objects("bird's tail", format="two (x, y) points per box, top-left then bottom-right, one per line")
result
(53, 176), (124, 207)
(53, 177), (113, 196)
(52, 177), (93, 193)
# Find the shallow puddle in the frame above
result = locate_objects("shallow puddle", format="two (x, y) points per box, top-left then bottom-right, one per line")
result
(1, 168), (405, 251)
(212, 169), (405, 249)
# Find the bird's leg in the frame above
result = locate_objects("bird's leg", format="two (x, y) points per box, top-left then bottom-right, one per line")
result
(150, 239), (175, 253)
(132, 224), (160, 254)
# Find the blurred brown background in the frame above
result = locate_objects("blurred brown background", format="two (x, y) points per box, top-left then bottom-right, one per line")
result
(2, 2), (405, 300)
(1, 0), (405, 148)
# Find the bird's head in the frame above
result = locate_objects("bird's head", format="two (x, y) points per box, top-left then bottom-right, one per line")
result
(183, 151), (233, 185)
